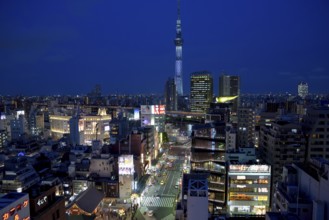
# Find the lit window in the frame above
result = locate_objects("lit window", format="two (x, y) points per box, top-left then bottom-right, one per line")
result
(2, 213), (9, 220)
(9, 208), (15, 216)
(23, 200), (29, 208)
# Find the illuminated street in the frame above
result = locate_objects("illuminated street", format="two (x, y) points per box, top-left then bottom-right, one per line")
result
(134, 137), (191, 220)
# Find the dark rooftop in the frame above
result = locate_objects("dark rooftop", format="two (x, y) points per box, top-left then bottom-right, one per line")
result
(0, 193), (28, 209)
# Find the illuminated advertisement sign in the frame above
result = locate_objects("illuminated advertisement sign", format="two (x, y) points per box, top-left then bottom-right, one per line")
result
(78, 119), (84, 132)
(1, 199), (29, 220)
(0, 113), (6, 120)
(229, 165), (270, 173)
(118, 155), (134, 175)
(16, 110), (25, 119)
(134, 109), (140, 120)
(141, 105), (165, 115)
(141, 115), (154, 126)
(104, 122), (110, 132)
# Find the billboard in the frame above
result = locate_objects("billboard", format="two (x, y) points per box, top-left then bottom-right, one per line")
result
(16, 110), (25, 118)
(134, 109), (140, 120)
(141, 105), (165, 115)
(229, 165), (270, 173)
(118, 155), (134, 175)
(141, 115), (154, 126)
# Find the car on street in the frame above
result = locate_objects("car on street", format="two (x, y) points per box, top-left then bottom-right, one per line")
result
(160, 180), (164, 185)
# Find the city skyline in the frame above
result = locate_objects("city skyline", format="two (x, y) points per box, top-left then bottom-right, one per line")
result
(1, 0), (329, 96)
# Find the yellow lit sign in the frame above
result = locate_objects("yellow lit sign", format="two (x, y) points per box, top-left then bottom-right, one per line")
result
(216, 96), (238, 103)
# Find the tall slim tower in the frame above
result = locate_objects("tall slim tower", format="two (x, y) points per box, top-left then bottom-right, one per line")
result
(174, 0), (183, 96)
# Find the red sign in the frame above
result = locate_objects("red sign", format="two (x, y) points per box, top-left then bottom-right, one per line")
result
(2, 200), (29, 220)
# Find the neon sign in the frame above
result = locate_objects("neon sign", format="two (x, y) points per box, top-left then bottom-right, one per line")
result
(37, 196), (47, 206)
(2, 200), (29, 220)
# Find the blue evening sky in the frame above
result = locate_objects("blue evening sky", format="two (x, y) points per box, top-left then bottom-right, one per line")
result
(0, 0), (328, 95)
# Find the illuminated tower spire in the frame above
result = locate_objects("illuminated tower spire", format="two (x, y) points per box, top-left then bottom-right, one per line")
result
(174, 0), (183, 96)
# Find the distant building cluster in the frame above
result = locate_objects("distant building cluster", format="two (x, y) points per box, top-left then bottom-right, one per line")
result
(0, 0), (328, 220)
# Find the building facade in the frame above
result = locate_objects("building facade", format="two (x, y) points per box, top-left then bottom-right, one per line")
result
(219, 75), (240, 113)
(303, 106), (329, 161)
(190, 122), (226, 215)
(259, 120), (306, 191)
(50, 108), (111, 145)
(272, 158), (329, 220)
(298, 82), (308, 99)
(2, 156), (40, 193)
(0, 193), (30, 220)
(140, 105), (165, 132)
(237, 108), (255, 147)
(190, 71), (213, 113)
(186, 179), (208, 220)
(227, 164), (271, 216)
(165, 77), (177, 111)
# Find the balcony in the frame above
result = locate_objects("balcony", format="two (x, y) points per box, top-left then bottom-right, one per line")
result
(208, 197), (225, 204)
(191, 152), (225, 162)
(193, 165), (226, 174)
(208, 183), (225, 192)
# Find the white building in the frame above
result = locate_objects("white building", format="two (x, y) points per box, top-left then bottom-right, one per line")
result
(50, 108), (111, 145)
(227, 164), (271, 216)
(89, 154), (114, 178)
(118, 155), (135, 199)
(272, 158), (329, 220)
(298, 82), (308, 99)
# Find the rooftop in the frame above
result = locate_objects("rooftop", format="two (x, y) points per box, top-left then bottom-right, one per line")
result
(0, 193), (28, 209)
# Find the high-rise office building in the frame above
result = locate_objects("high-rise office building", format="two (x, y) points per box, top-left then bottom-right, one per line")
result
(10, 114), (28, 141)
(0, 130), (8, 149)
(259, 119), (306, 191)
(237, 108), (255, 147)
(165, 77), (177, 111)
(219, 74), (240, 112)
(174, 0), (183, 96)
(190, 71), (213, 113)
(298, 82), (308, 99)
